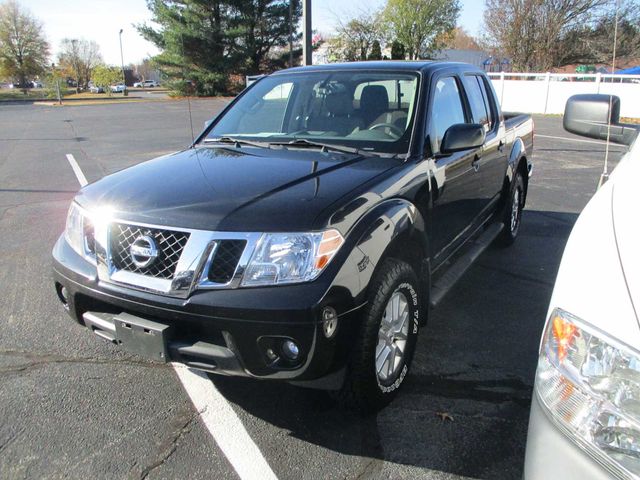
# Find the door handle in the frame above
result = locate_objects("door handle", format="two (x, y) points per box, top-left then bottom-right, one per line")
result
(472, 155), (481, 172)
(498, 140), (505, 153)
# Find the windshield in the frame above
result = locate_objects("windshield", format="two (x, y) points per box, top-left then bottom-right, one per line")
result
(203, 70), (420, 154)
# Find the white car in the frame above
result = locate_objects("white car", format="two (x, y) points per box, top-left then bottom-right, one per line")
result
(110, 84), (126, 93)
(525, 95), (640, 479)
(133, 80), (158, 88)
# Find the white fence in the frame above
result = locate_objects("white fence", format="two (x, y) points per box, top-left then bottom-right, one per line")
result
(488, 72), (640, 118)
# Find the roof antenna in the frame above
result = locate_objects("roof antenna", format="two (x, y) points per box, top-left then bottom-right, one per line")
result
(181, 33), (196, 146)
(599, 0), (620, 188)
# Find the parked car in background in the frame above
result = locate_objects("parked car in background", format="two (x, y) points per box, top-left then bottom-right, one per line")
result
(52, 61), (533, 412)
(110, 84), (126, 93)
(133, 80), (159, 88)
(89, 84), (104, 94)
(525, 94), (640, 479)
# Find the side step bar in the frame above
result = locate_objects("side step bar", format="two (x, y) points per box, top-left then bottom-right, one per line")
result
(430, 222), (504, 308)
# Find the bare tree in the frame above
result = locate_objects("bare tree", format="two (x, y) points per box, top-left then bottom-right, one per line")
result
(0, 0), (49, 90)
(332, 10), (385, 61)
(559, 1), (640, 66)
(481, 0), (632, 72)
(440, 27), (482, 50)
(58, 38), (102, 91)
(134, 57), (155, 82)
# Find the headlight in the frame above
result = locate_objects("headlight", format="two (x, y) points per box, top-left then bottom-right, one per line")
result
(536, 308), (640, 478)
(64, 202), (95, 262)
(241, 230), (344, 286)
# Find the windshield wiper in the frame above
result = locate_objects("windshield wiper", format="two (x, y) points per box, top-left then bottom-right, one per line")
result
(269, 139), (361, 156)
(202, 136), (271, 149)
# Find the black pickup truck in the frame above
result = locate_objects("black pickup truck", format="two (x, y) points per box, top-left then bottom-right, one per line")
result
(53, 61), (533, 411)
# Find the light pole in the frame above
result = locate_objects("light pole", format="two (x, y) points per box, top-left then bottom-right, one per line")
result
(72, 39), (80, 93)
(119, 29), (127, 95)
(303, 0), (312, 66)
(289, 0), (293, 67)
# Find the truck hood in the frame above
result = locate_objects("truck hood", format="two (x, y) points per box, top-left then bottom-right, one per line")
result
(76, 146), (398, 232)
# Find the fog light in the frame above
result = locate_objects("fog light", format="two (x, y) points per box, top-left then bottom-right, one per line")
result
(322, 306), (338, 338)
(56, 283), (70, 310)
(282, 340), (299, 360)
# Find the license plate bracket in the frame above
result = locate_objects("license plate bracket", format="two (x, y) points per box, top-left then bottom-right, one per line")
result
(114, 313), (171, 362)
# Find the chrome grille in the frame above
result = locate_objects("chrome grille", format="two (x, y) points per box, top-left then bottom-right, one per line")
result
(208, 240), (247, 283)
(110, 223), (189, 279)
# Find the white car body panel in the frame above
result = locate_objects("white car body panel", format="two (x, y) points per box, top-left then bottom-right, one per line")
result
(525, 130), (640, 480)
(611, 153), (640, 325)
(544, 137), (640, 348)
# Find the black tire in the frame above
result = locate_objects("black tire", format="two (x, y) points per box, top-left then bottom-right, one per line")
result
(333, 258), (422, 414)
(497, 171), (525, 246)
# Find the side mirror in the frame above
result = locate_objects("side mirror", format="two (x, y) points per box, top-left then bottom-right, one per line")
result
(564, 94), (637, 146)
(440, 123), (485, 154)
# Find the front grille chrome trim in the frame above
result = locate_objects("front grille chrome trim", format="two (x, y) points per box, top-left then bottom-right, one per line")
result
(92, 218), (261, 299)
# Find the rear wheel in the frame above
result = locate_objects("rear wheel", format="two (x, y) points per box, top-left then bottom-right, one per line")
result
(333, 258), (422, 413)
(497, 171), (524, 246)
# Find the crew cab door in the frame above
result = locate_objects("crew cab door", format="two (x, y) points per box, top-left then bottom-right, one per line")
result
(427, 75), (485, 258)
(461, 74), (508, 210)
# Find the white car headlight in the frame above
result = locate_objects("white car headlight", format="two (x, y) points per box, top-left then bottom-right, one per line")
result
(536, 308), (640, 478)
(64, 202), (95, 262)
(241, 230), (344, 286)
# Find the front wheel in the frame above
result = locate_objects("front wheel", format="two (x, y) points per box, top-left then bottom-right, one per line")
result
(333, 258), (422, 413)
(497, 171), (524, 246)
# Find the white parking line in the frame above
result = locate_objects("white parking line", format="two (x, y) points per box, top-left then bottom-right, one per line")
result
(63, 155), (278, 480)
(65, 154), (88, 186)
(534, 134), (619, 146)
(173, 365), (278, 480)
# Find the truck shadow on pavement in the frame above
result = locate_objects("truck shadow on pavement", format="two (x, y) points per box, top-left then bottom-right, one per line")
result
(212, 210), (578, 480)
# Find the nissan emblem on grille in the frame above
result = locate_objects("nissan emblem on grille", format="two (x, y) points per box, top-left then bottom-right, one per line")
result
(130, 235), (159, 268)
(110, 224), (190, 280)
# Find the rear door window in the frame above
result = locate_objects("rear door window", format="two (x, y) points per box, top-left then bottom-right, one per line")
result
(462, 75), (490, 130)
(477, 76), (496, 129)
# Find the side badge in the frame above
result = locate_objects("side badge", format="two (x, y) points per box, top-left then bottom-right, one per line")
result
(357, 255), (370, 273)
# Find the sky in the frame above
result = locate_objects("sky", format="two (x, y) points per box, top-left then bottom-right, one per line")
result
(19, 0), (486, 66)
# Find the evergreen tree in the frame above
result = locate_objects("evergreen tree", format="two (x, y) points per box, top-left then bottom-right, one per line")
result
(390, 41), (406, 60)
(137, 0), (300, 96)
(229, 0), (301, 75)
(368, 40), (382, 60)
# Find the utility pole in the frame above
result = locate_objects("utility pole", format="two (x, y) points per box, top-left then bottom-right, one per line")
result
(119, 29), (127, 96)
(303, 0), (312, 66)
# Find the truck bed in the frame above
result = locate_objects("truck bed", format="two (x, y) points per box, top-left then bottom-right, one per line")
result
(504, 112), (534, 155)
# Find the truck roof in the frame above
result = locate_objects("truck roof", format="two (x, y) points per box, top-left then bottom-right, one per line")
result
(274, 60), (482, 75)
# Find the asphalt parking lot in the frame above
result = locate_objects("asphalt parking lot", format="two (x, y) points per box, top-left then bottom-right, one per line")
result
(0, 100), (626, 479)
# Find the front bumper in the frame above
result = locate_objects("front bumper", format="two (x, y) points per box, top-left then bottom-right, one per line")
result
(524, 394), (612, 480)
(53, 235), (363, 386)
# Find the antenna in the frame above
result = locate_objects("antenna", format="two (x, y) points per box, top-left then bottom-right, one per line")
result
(599, 0), (621, 188)
(187, 89), (195, 145)
(180, 33), (196, 146)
